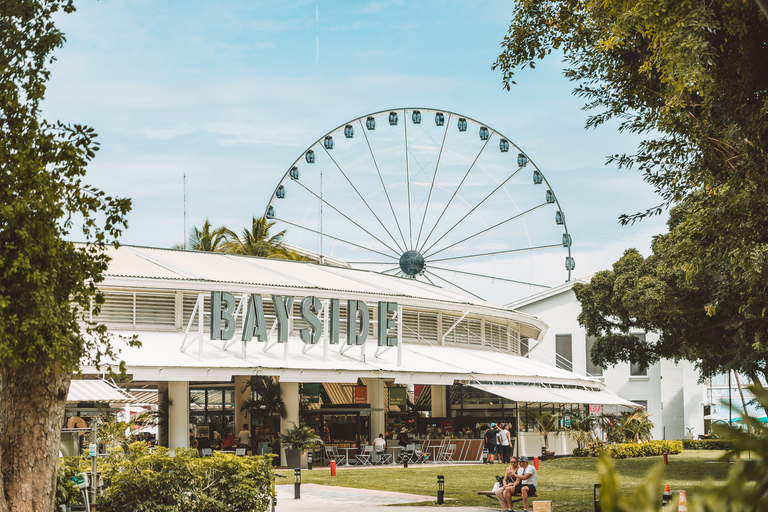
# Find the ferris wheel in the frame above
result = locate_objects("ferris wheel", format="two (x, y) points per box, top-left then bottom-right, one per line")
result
(264, 108), (574, 304)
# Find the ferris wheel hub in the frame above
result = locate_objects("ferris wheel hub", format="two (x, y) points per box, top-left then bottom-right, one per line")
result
(399, 250), (426, 277)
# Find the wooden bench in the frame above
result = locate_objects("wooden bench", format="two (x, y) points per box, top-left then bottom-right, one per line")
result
(477, 489), (538, 508)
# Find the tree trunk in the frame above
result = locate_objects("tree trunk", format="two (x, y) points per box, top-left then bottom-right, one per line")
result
(0, 360), (71, 512)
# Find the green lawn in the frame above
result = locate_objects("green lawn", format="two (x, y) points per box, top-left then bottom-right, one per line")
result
(277, 451), (731, 511)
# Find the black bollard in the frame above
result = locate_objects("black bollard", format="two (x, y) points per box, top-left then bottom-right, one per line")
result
(437, 475), (444, 505)
(403, 453), (408, 468)
(294, 468), (301, 500)
(594, 483), (602, 512)
(307, 452), (313, 471)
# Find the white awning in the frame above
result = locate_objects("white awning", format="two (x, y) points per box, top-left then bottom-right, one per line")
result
(67, 379), (135, 403)
(468, 383), (639, 408)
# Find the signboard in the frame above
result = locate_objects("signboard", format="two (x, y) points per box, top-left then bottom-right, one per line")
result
(354, 386), (368, 404)
(589, 405), (602, 415)
(301, 383), (320, 404)
(389, 387), (407, 407)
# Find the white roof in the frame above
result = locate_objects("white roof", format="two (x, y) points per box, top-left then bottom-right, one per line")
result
(90, 330), (604, 389)
(505, 275), (594, 310)
(67, 379), (135, 403)
(101, 245), (546, 339)
(468, 382), (638, 408)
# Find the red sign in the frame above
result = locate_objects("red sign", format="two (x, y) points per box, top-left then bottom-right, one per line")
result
(354, 386), (368, 404)
(589, 405), (602, 415)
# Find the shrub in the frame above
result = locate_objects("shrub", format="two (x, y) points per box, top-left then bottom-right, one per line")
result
(604, 440), (682, 459)
(57, 443), (274, 512)
(572, 447), (590, 457)
(682, 439), (733, 450)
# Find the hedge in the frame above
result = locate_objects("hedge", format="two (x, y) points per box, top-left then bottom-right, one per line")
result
(682, 439), (733, 450)
(57, 443), (275, 512)
(578, 439), (683, 459)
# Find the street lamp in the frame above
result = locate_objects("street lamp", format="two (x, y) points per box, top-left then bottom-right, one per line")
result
(294, 468), (301, 500)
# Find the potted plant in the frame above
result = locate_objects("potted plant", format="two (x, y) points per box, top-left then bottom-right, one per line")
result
(278, 422), (323, 469)
(529, 412), (560, 460)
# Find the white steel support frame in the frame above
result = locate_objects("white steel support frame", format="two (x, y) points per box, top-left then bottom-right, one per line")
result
(442, 309), (470, 345)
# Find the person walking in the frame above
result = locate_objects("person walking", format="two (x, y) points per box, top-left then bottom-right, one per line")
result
(484, 422), (500, 464)
(499, 423), (512, 463)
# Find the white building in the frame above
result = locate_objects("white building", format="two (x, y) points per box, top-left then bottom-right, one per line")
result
(507, 279), (707, 440)
(70, 245), (638, 464)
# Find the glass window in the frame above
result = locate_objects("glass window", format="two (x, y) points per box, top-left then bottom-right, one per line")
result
(630, 333), (648, 376)
(224, 389), (235, 410)
(555, 334), (573, 372)
(632, 400), (648, 411)
(190, 389), (206, 411)
(520, 338), (529, 356)
(585, 335), (603, 377)
(206, 389), (223, 410)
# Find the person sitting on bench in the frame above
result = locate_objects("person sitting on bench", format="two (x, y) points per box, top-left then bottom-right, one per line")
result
(494, 456), (520, 512)
(510, 456), (537, 512)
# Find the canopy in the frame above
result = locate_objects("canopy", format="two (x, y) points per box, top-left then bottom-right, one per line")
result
(67, 379), (135, 403)
(468, 382), (640, 408)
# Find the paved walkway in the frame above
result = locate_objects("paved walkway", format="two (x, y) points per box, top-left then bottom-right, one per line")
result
(275, 484), (497, 512)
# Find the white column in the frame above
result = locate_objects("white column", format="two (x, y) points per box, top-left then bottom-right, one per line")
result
(368, 379), (386, 441)
(431, 385), (447, 417)
(280, 381), (300, 466)
(168, 381), (190, 450)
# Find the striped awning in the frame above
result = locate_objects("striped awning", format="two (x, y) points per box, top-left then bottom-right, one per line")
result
(67, 379), (136, 403)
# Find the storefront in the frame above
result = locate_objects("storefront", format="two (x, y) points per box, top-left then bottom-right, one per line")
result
(80, 245), (635, 464)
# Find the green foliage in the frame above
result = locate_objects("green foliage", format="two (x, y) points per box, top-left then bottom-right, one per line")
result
(572, 447), (589, 457)
(496, 1), (768, 379)
(278, 422), (323, 452)
(240, 376), (288, 425)
(55, 456), (90, 508)
(223, 216), (306, 260)
(682, 439), (733, 450)
(527, 411), (560, 453)
(606, 441), (682, 460)
(594, 382), (768, 511)
(56, 444), (274, 512)
(0, 0), (134, 373)
(182, 219), (228, 252)
(567, 412), (598, 449)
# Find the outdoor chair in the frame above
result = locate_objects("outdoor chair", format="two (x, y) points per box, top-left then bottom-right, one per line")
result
(324, 446), (347, 466)
(356, 445), (374, 466)
(201, 448), (213, 457)
(235, 448), (246, 456)
(437, 443), (456, 463)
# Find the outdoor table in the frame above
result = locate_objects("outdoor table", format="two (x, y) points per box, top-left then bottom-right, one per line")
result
(339, 447), (357, 466)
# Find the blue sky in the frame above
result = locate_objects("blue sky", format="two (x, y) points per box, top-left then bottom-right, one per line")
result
(44, 0), (668, 300)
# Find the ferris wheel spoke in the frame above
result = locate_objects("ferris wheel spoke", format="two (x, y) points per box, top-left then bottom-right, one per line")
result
(418, 136), (492, 254)
(422, 273), (437, 286)
(424, 203), (548, 260)
(421, 164), (524, 255)
(415, 114), (451, 250)
(292, 178), (403, 256)
(321, 145), (405, 253)
(379, 266), (401, 274)
(429, 243), (563, 263)
(360, 119), (409, 250)
(404, 109), (413, 249)
(272, 216), (399, 261)
(424, 270), (486, 301)
(347, 260), (401, 265)
(428, 265), (550, 288)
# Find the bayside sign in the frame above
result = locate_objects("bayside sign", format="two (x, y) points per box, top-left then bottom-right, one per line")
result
(209, 291), (399, 347)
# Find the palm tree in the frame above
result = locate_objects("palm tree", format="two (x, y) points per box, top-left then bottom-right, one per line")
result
(224, 216), (298, 259)
(172, 219), (228, 251)
(620, 410), (654, 443)
(567, 411), (597, 450)
(188, 219), (228, 251)
(240, 376), (288, 453)
(528, 411), (561, 455)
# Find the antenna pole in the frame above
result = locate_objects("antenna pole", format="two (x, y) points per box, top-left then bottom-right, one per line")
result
(183, 173), (188, 250)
